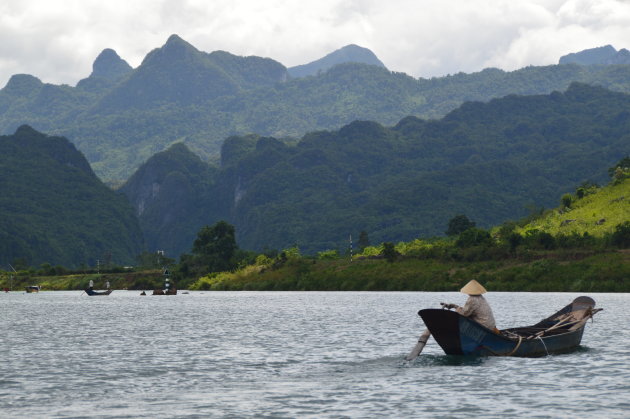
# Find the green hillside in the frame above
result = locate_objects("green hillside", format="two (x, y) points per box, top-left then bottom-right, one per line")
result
(0, 126), (144, 268)
(122, 83), (630, 257)
(517, 176), (629, 238)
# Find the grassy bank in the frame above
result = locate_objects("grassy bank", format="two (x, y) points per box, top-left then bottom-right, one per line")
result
(190, 250), (630, 292)
(2, 250), (629, 293)
(0, 269), (165, 292)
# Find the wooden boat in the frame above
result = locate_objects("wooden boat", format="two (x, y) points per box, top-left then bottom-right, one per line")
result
(152, 287), (177, 295)
(419, 296), (601, 357)
(25, 285), (40, 293)
(85, 288), (113, 296)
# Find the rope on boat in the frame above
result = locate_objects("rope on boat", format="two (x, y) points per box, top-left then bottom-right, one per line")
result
(537, 336), (549, 356)
(506, 335), (523, 356)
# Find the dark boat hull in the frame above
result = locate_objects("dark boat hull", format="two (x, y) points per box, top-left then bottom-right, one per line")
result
(85, 289), (113, 296)
(419, 309), (587, 357)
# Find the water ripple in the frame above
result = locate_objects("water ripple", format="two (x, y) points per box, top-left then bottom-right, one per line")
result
(1, 291), (629, 418)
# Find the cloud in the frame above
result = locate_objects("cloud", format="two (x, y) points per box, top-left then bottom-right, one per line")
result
(1, 0), (630, 87)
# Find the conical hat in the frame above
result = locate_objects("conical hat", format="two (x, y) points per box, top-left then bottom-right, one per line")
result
(460, 279), (487, 295)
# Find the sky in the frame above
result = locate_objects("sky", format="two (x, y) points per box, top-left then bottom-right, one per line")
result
(2, 0), (630, 87)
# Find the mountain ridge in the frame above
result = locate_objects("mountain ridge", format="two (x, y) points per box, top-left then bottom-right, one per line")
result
(3, 35), (630, 182)
(121, 83), (630, 257)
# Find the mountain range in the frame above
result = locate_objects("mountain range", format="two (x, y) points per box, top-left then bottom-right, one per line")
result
(3, 36), (630, 183)
(1, 39), (630, 265)
(121, 83), (629, 257)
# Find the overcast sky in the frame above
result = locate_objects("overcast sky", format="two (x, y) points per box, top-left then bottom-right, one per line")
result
(2, 0), (630, 87)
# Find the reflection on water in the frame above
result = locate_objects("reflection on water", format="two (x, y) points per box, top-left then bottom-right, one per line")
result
(1, 291), (628, 418)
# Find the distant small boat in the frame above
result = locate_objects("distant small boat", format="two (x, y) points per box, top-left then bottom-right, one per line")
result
(152, 287), (177, 295)
(418, 296), (602, 357)
(85, 288), (113, 296)
(25, 285), (40, 293)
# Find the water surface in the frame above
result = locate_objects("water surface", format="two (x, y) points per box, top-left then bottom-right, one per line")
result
(2, 291), (628, 418)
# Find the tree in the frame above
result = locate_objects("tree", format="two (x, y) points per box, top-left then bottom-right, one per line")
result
(357, 231), (370, 251)
(178, 221), (239, 279)
(192, 221), (239, 273)
(446, 215), (476, 236)
(455, 228), (493, 248)
(561, 193), (573, 208)
(608, 156), (630, 178)
(611, 221), (630, 248)
(382, 242), (399, 263)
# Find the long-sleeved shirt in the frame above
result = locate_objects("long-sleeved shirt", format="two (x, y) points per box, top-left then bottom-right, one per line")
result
(456, 295), (496, 330)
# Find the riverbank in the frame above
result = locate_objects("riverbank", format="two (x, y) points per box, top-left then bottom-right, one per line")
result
(3, 250), (629, 293)
(190, 249), (630, 292)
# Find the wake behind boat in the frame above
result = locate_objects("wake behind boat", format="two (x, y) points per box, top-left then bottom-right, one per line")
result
(416, 296), (601, 357)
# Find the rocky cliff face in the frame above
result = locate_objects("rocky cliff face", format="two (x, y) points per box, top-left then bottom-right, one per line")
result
(119, 142), (219, 257)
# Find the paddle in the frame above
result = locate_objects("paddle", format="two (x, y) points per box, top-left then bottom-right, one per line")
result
(405, 328), (431, 361)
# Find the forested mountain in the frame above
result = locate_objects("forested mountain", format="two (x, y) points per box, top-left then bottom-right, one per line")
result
(0, 126), (144, 268)
(119, 143), (217, 259)
(287, 44), (386, 78)
(3, 35), (630, 182)
(122, 83), (630, 257)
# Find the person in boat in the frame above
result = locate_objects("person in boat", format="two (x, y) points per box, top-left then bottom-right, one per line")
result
(441, 279), (498, 332)
(105, 281), (110, 289)
(88, 279), (94, 291)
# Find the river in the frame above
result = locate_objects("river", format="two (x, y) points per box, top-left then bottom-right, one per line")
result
(1, 291), (628, 418)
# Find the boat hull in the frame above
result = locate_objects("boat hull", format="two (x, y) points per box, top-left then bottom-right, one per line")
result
(419, 309), (587, 357)
(85, 289), (113, 296)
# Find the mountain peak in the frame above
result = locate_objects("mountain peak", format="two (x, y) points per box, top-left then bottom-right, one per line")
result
(288, 44), (386, 78)
(90, 48), (132, 81)
(559, 45), (630, 65)
(14, 124), (43, 138)
(2, 74), (43, 94)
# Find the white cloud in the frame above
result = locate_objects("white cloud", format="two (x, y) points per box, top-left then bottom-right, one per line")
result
(1, 0), (630, 87)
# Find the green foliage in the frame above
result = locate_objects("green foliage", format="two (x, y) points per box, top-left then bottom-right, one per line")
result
(382, 242), (399, 263)
(611, 221), (630, 248)
(178, 221), (239, 279)
(517, 177), (629, 238)
(0, 126), (144, 268)
(7, 42), (630, 184)
(446, 215), (476, 236)
(561, 193), (573, 208)
(317, 249), (339, 260)
(608, 156), (630, 178)
(456, 228), (493, 248)
(357, 231), (370, 251)
(117, 83), (630, 257)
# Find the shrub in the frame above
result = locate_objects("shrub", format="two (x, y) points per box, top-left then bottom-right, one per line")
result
(382, 242), (399, 263)
(456, 228), (493, 248)
(611, 221), (630, 248)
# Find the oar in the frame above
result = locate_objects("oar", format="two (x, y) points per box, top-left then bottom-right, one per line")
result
(405, 329), (431, 361)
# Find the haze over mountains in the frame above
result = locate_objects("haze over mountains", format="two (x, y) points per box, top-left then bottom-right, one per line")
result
(1, 38), (629, 266)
